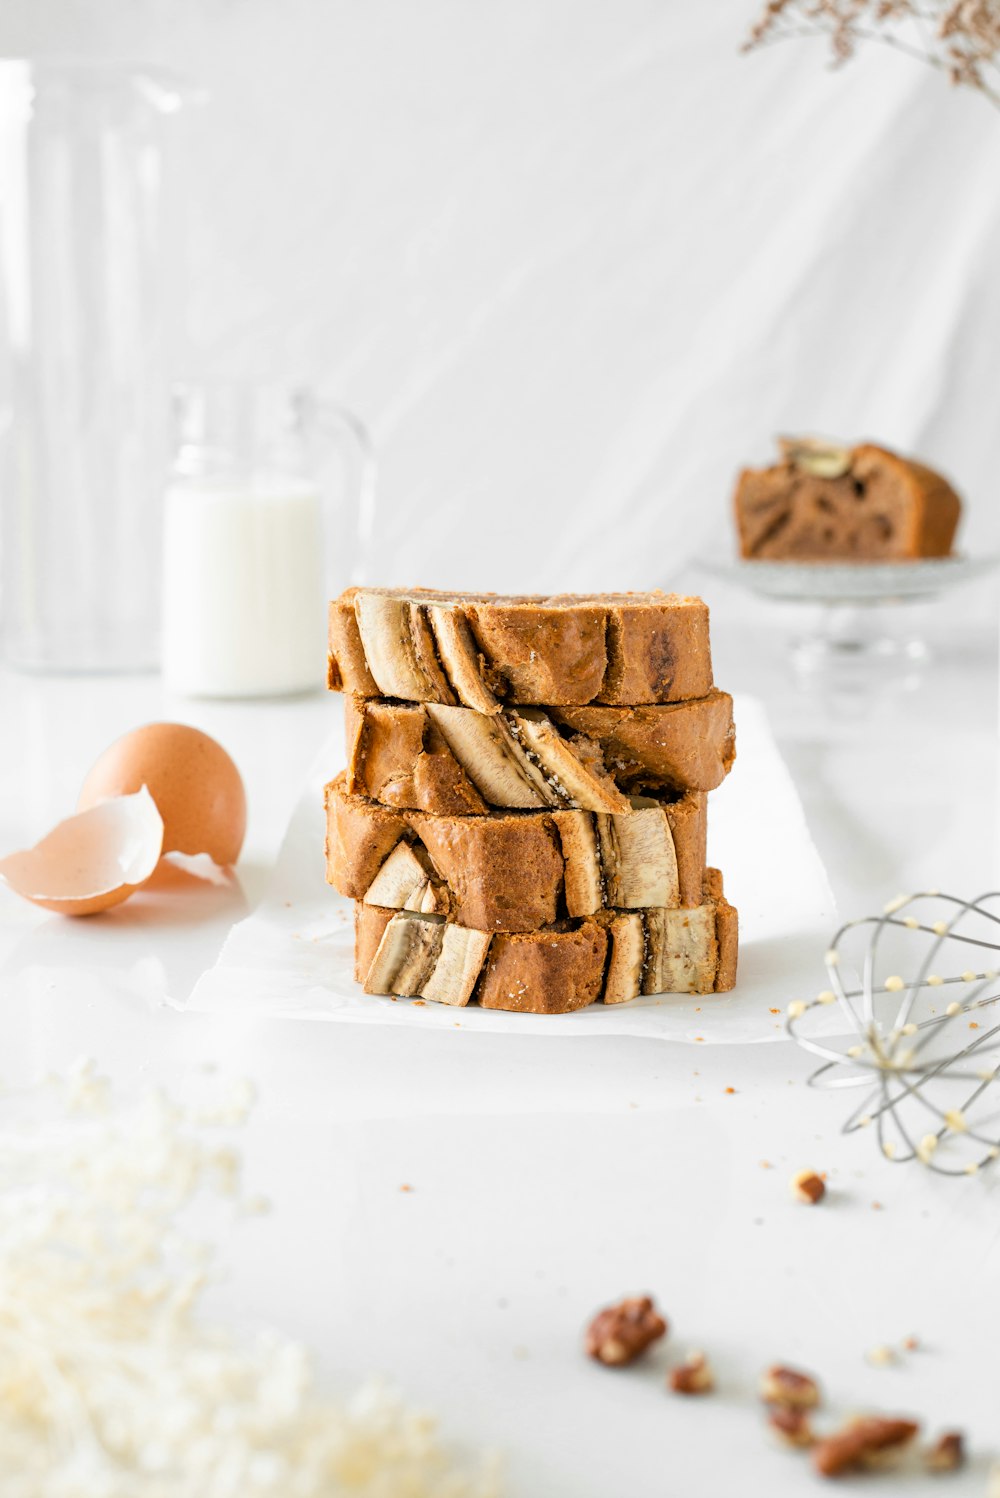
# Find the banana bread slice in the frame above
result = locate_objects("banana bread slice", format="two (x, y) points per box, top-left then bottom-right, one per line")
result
(344, 690), (735, 816)
(328, 587), (713, 708)
(325, 772), (706, 932)
(354, 869), (738, 1012)
(734, 438), (961, 561)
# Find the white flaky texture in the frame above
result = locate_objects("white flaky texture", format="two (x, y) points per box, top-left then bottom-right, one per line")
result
(0, 1060), (501, 1498)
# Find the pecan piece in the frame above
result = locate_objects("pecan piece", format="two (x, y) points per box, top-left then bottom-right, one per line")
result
(585, 1295), (666, 1366)
(668, 1350), (714, 1395)
(813, 1417), (919, 1477)
(768, 1404), (815, 1448)
(924, 1431), (964, 1473)
(760, 1364), (821, 1409)
(791, 1169), (826, 1204)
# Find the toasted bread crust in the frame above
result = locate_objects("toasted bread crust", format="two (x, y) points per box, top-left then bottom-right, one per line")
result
(328, 587), (713, 707)
(479, 924), (609, 1013)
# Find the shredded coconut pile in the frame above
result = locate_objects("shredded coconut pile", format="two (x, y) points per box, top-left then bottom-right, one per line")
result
(0, 1060), (501, 1498)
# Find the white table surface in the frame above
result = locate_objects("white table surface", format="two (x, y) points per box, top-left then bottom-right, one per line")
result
(1, 604), (998, 1496)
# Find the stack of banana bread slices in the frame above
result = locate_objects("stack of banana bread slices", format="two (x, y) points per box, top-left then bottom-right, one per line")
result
(324, 588), (738, 1015)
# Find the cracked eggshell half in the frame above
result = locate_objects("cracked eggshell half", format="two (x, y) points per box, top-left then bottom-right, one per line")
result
(0, 788), (164, 916)
(77, 722), (247, 867)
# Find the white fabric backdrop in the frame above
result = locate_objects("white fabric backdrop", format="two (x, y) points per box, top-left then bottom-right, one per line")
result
(4, 0), (998, 591)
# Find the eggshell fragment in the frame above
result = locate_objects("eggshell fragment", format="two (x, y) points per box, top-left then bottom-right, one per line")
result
(0, 788), (164, 916)
(78, 723), (246, 866)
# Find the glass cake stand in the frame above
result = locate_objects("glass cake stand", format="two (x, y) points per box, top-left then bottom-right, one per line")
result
(701, 555), (1000, 712)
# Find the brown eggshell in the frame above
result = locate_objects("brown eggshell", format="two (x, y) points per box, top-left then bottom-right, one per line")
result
(78, 723), (247, 866)
(0, 788), (165, 916)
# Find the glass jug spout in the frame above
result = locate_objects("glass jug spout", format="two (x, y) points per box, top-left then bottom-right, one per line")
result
(315, 399), (377, 584)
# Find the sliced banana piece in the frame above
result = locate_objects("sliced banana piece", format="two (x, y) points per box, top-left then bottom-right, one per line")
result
(426, 605), (499, 714)
(603, 913), (646, 1004)
(353, 594), (456, 702)
(425, 704), (552, 809)
(597, 799), (679, 908)
(418, 702), (631, 814)
(363, 841), (440, 911)
(643, 905), (717, 995)
(364, 912), (445, 996)
(778, 434), (852, 480)
(363, 910), (491, 1006)
(422, 924), (492, 1006)
(508, 709), (631, 812)
(412, 882), (449, 915)
(553, 810), (604, 917)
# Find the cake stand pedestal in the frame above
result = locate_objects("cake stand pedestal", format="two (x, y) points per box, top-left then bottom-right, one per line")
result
(698, 555), (998, 720)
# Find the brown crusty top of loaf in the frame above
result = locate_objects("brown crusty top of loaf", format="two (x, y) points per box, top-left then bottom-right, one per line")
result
(328, 587), (713, 708)
(733, 439), (961, 562)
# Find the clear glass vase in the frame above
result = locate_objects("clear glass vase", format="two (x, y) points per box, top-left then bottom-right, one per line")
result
(0, 61), (198, 673)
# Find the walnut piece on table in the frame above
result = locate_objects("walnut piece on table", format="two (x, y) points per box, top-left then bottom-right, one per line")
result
(584, 1295), (667, 1367)
(668, 1350), (714, 1395)
(813, 1416), (919, 1478)
(924, 1431), (965, 1473)
(791, 1169), (826, 1205)
(760, 1364), (821, 1409)
(768, 1404), (815, 1448)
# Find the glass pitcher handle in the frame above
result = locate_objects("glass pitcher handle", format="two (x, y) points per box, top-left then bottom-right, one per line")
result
(317, 402), (377, 583)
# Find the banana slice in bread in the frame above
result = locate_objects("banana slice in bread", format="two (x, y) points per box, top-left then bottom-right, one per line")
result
(326, 773), (707, 933)
(354, 870), (737, 1011)
(344, 691), (735, 816)
(328, 587), (713, 708)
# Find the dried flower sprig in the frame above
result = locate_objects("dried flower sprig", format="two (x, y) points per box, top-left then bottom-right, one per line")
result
(0, 1060), (502, 1498)
(743, 2), (1000, 110)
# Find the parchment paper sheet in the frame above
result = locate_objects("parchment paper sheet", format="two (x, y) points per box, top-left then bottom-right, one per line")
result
(183, 695), (838, 1043)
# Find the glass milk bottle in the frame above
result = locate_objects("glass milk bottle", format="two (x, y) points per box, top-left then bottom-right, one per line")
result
(162, 383), (374, 697)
